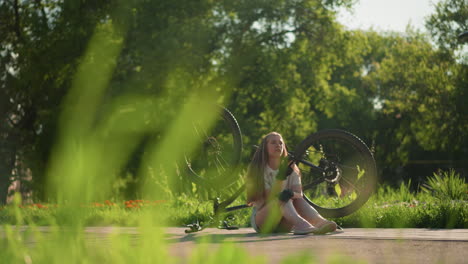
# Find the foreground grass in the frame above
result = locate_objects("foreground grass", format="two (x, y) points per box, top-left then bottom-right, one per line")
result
(0, 223), (361, 264)
(1, 185), (467, 229)
(0, 198), (360, 264)
(0, 184), (466, 263)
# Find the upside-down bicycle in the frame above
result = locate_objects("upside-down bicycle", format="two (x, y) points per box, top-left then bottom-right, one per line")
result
(183, 106), (377, 233)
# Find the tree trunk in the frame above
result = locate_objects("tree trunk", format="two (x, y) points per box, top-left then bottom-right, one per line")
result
(0, 168), (11, 205)
(0, 139), (16, 205)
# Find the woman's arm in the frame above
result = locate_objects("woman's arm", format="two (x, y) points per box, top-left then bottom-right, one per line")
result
(274, 179), (302, 199)
(289, 164), (303, 199)
(291, 185), (303, 199)
(271, 164), (304, 201)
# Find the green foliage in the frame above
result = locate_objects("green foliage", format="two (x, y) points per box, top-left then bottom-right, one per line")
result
(426, 0), (468, 51)
(1, 182), (467, 229)
(422, 169), (468, 200)
(0, 209), (173, 263)
(335, 183), (467, 228)
(1, 0), (467, 204)
(1, 1), (466, 262)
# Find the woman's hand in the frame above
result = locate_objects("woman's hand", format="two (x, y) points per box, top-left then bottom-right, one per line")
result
(291, 184), (303, 199)
(278, 189), (294, 202)
(292, 191), (302, 199)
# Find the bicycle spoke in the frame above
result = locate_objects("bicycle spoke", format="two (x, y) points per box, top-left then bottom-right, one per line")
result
(184, 108), (242, 197)
(339, 176), (363, 195)
(217, 151), (230, 166)
(214, 156), (226, 173)
(293, 130), (377, 218)
(302, 176), (327, 190)
(337, 163), (360, 171)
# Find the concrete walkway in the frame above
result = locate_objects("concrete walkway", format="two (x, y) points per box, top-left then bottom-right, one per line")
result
(164, 227), (468, 263)
(164, 227), (468, 241)
(2, 226), (467, 263)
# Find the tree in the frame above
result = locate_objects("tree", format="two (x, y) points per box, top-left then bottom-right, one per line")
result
(10, 0), (456, 201)
(426, 0), (468, 52)
(216, 0), (355, 151)
(0, 0), (168, 202)
(0, 0), (112, 203)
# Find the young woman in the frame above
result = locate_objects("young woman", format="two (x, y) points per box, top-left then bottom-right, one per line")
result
(246, 132), (337, 235)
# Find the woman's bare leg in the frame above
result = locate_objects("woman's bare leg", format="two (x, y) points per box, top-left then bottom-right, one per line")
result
(254, 201), (282, 233)
(255, 200), (315, 233)
(293, 197), (337, 230)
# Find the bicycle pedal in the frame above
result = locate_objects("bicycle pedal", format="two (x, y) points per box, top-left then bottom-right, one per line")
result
(185, 222), (202, 233)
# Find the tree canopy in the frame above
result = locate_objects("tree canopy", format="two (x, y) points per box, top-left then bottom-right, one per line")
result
(0, 0), (466, 203)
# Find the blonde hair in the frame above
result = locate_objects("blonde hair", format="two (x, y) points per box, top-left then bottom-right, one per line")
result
(246, 132), (288, 204)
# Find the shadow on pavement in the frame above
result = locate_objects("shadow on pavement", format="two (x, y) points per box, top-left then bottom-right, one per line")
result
(165, 231), (315, 244)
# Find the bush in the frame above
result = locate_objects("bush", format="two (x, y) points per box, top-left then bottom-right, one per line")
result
(422, 169), (467, 200)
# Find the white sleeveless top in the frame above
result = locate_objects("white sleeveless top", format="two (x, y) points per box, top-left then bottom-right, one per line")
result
(264, 165), (301, 190)
(251, 165), (302, 210)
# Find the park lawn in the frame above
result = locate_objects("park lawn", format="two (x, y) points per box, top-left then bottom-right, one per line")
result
(1, 185), (467, 229)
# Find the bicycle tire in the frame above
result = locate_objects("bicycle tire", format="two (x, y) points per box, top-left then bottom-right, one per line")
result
(458, 31), (468, 42)
(293, 129), (377, 218)
(184, 106), (243, 190)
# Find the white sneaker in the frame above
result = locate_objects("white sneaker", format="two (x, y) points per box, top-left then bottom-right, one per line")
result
(292, 225), (317, 235)
(312, 221), (337, 235)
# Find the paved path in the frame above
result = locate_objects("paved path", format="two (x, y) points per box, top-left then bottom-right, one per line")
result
(2, 227), (468, 263)
(163, 227), (468, 263)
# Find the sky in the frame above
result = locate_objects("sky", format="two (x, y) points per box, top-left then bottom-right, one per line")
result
(337, 0), (441, 33)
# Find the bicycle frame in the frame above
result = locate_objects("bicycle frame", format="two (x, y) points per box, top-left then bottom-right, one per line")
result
(204, 150), (327, 215)
(185, 128), (376, 232)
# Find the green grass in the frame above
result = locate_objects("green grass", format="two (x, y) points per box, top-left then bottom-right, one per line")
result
(336, 190), (467, 229)
(2, 169), (468, 229)
(2, 181), (467, 229)
(0, 195), (351, 264)
(422, 169), (468, 200)
(1, 183), (465, 264)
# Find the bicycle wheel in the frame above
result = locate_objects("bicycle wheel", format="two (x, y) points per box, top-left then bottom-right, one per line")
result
(184, 106), (243, 191)
(292, 129), (377, 218)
